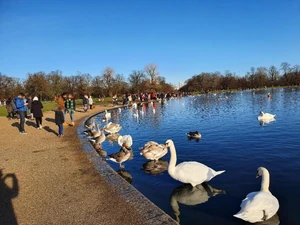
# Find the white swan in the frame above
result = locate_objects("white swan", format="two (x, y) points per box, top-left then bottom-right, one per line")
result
(233, 167), (279, 223)
(103, 122), (122, 134)
(118, 135), (133, 147)
(257, 112), (276, 122)
(105, 110), (111, 119)
(164, 140), (225, 186)
(133, 111), (139, 118)
(132, 103), (137, 109)
(140, 141), (167, 161)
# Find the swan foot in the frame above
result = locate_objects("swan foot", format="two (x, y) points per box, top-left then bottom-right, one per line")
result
(262, 210), (267, 221)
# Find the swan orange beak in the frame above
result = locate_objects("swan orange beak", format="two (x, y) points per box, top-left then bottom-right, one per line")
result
(163, 144), (168, 150)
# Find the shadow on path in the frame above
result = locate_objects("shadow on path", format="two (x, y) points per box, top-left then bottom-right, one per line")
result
(45, 118), (55, 123)
(43, 126), (58, 136)
(10, 122), (19, 130)
(0, 170), (19, 225)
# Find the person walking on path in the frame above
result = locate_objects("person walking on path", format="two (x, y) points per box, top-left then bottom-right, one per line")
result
(65, 94), (76, 126)
(57, 92), (68, 126)
(83, 95), (88, 112)
(14, 92), (28, 134)
(88, 95), (93, 109)
(55, 106), (65, 137)
(5, 98), (14, 120)
(31, 96), (44, 129)
(27, 96), (33, 119)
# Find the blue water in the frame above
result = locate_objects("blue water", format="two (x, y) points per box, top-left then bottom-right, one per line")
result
(91, 87), (300, 225)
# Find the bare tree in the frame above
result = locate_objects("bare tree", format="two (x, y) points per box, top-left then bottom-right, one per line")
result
(268, 66), (279, 86)
(101, 67), (115, 96)
(128, 70), (146, 94)
(144, 64), (159, 85)
(113, 74), (127, 95)
(47, 70), (63, 98)
(281, 62), (291, 85)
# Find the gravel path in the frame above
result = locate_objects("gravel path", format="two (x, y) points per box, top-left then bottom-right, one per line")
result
(0, 106), (148, 225)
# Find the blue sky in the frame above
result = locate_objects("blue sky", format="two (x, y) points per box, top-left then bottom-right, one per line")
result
(0, 0), (299, 87)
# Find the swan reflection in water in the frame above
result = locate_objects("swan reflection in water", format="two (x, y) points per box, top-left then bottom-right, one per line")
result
(243, 214), (280, 225)
(92, 142), (107, 157)
(170, 183), (225, 223)
(259, 118), (276, 126)
(117, 169), (132, 184)
(141, 159), (168, 175)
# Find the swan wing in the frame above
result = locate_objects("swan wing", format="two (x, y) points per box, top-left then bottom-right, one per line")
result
(235, 191), (279, 222)
(118, 135), (133, 147)
(174, 162), (214, 185)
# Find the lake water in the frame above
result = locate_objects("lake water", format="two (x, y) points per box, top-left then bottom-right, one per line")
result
(90, 87), (300, 225)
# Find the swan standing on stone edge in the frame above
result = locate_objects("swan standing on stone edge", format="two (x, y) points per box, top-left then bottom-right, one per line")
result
(107, 135), (133, 168)
(164, 140), (225, 187)
(233, 167), (279, 223)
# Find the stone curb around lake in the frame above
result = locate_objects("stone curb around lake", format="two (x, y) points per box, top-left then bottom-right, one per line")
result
(77, 109), (178, 225)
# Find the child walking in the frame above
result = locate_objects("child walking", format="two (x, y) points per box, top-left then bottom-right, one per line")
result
(55, 106), (65, 137)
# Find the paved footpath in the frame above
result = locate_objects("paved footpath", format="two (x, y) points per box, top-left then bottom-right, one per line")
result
(0, 105), (149, 225)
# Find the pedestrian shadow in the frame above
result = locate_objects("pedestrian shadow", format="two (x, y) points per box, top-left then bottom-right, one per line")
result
(11, 122), (19, 129)
(0, 169), (19, 225)
(25, 120), (36, 128)
(43, 126), (58, 136)
(45, 118), (55, 123)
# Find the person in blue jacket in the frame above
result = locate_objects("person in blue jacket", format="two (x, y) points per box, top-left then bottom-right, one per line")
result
(14, 92), (28, 134)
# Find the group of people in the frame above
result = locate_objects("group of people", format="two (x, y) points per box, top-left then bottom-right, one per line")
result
(111, 92), (176, 106)
(4, 92), (78, 136)
(9, 92), (44, 134)
(82, 95), (93, 112)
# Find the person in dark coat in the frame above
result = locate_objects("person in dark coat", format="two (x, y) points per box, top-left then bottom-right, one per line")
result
(31, 96), (44, 129)
(5, 98), (14, 119)
(55, 106), (65, 137)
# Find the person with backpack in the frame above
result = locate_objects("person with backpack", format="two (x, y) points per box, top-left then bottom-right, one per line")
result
(65, 94), (76, 126)
(5, 98), (14, 120)
(14, 92), (28, 134)
(31, 96), (44, 129)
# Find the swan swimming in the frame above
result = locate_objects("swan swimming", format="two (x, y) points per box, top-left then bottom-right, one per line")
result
(140, 141), (167, 161)
(164, 140), (225, 186)
(257, 112), (275, 121)
(233, 167), (279, 223)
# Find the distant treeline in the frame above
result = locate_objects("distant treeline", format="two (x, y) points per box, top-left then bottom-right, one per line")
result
(0, 64), (174, 100)
(179, 62), (300, 92)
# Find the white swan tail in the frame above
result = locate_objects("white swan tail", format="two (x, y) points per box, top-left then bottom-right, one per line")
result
(214, 170), (225, 176)
(233, 212), (244, 219)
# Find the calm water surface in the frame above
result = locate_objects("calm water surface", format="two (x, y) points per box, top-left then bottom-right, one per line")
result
(91, 88), (300, 225)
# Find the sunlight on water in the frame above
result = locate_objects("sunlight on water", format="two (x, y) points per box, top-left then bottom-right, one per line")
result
(89, 87), (300, 225)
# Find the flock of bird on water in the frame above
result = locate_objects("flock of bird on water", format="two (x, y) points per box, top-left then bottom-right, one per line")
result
(83, 99), (278, 224)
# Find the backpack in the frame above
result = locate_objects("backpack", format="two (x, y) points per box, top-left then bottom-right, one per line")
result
(12, 101), (17, 112)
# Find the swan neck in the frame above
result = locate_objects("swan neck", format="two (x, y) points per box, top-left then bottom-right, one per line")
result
(168, 141), (177, 174)
(260, 170), (270, 192)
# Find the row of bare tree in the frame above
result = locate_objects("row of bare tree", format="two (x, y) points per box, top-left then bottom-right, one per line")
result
(0, 64), (174, 100)
(180, 62), (300, 92)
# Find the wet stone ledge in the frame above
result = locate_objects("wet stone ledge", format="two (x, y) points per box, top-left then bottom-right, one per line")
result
(77, 112), (178, 225)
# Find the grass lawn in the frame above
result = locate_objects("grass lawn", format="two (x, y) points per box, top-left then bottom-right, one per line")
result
(0, 98), (114, 117)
